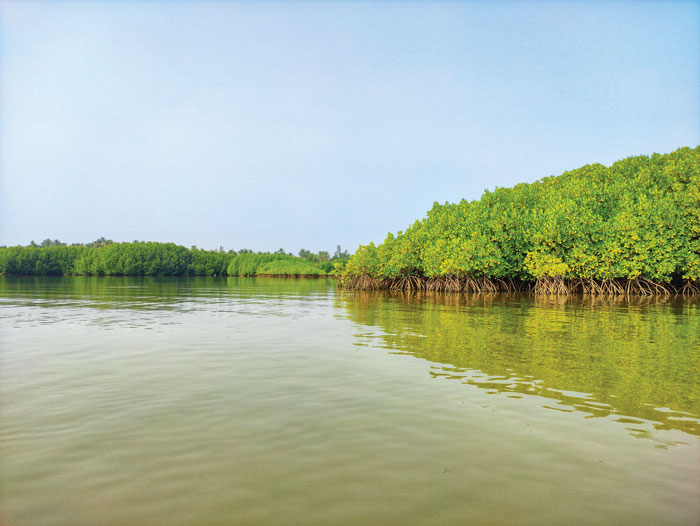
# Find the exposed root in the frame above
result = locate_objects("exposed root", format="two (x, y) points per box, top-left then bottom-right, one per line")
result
(340, 275), (695, 296)
(342, 275), (520, 293)
(338, 274), (382, 290)
(681, 279), (700, 296)
(534, 277), (569, 295)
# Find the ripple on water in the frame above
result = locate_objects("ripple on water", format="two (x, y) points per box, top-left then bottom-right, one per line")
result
(1, 277), (699, 525)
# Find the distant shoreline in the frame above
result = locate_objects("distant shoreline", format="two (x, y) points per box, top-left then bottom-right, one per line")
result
(0, 242), (348, 278)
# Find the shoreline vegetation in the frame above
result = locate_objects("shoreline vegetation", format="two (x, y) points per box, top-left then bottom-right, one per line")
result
(339, 146), (700, 295)
(0, 241), (350, 278)
(3, 146), (698, 295)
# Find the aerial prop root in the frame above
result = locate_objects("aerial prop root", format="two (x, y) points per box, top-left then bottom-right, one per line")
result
(534, 277), (570, 295)
(681, 279), (700, 296)
(339, 274), (695, 295)
(340, 274), (382, 290)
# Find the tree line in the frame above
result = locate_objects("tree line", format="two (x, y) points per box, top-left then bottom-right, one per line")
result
(340, 146), (700, 295)
(0, 241), (351, 277)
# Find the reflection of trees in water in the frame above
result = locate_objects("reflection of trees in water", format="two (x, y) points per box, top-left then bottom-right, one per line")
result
(0, 276), (335, 310)
(338, 291), (700, 438)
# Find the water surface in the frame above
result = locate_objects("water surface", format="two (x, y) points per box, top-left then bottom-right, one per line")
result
(1, 277), (699, 525)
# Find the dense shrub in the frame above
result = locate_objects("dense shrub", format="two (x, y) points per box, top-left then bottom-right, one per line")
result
(0, 245), (86, 275)
(342, 146), (700, 293)
(0, 243), (344, 277)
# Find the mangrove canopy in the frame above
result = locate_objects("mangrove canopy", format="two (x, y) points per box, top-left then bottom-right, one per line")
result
(340, 146), (700, 295)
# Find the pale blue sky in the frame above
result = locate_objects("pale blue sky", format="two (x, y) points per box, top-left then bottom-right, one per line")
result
(1, 1), (698, 253)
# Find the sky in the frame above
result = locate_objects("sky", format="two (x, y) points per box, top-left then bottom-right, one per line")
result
(1, 1), (699, 253)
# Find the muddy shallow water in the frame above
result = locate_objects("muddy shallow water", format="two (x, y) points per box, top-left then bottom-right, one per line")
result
(1, 276), (698, 525)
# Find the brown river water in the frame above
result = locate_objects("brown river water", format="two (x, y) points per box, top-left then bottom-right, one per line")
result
(1, 276), (698, 525)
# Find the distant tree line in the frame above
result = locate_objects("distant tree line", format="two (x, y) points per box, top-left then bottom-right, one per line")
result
(0, 240), (351, 277)
(341, 146), (700, 295)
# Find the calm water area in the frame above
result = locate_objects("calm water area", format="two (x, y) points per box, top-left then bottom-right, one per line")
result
(1, 276), (699, 525)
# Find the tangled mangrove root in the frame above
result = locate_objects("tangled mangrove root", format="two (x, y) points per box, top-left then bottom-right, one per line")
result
(568, 278), (676, 295)
(681, 279), (700, 296)
(388, 276), (425, 291)
(339, 274), (696, 296)
(338, 274), (383, 290)
(534, 277), (569, 295)
(341, 275), (521, 293)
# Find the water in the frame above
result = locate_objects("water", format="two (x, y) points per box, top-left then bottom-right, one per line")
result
(1, 276), (699, 525)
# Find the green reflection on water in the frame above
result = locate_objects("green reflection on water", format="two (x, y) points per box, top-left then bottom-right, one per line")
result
(0, 276), (335, 312)
(338, 291), (700, 437)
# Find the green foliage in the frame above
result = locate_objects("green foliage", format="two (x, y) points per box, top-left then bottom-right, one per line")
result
(227, 252), (332, 276)
(344, 146), (700, 286)
(228, 253), (287, 276)
(1, 242), (348, 277)
(0, 245), (86, 275)
(189, 248), (231, 276)
(257, 258), (325, 276)
(329, 259), (348, 275)
(344, 242), (381, 277)
(40, 239), (66, 247)
(72, 242), (191, 276)
(524, 251), (570, 279)
(85, 237), (114, 248)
